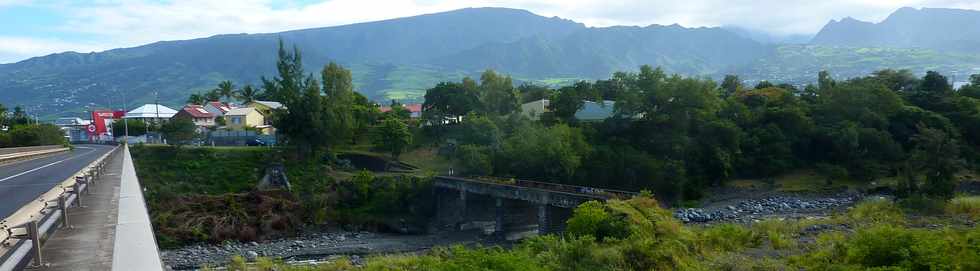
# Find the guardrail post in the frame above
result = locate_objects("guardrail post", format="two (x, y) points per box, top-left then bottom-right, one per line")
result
(58, 195), (70, 228)
(27, 220), (42, 267)
(73, 182), (82, 207)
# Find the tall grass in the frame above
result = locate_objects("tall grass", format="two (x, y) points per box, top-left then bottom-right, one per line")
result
(946, 195), (980, 219)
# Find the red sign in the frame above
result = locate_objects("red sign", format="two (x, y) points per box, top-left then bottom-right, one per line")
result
(87, 124), (97, 134)
(90, 110), (117, 138)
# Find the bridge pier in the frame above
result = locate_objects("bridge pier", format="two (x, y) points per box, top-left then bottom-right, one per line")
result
(494, 198), (505, 238)
(432, 176), (634, 238)
(538, 204), (549, 235)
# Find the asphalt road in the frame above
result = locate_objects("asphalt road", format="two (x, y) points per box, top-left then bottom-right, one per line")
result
(0, 144), (115, 219)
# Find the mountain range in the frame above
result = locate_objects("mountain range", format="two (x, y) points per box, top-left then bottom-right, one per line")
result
(2, 7), (980, 117)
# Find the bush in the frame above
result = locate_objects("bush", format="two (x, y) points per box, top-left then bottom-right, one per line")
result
(566, 201), (630, 241)
(1, 124), (67, 147)
(699, 224), (760, 252)
(793, 225), (979, 270)
(455, 144), (492, 175)
(946, 195), (980, 219)
(843, 198), (906, 226)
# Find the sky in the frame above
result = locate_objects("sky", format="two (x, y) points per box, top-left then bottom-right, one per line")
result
(2, 0), (980, 64)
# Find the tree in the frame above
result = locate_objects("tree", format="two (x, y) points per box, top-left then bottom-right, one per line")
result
(204, 89), (222, 102)
(479, 70), (519, 116)
(0, 103), (7, 128)
(720, 75), (742, 97)
(385, 100), (412, 121)
(871, 69), (918, 92)
(818, 70), (836, 92)
(518, 83), (553, 103)
(160, 118), (199, 146)
(422, 82), (480, 124)
(375, 117), (412, 159)
(186, 93), (207, 105)
(10, 106), (30, 126)
(7, 124), (66, 147)
(549, 81), (593, 123)
(321, 62), (355, 146)
(265, 40), (330, 158)
(235, 85), (261, 104)
(455, 144), (492, 175)
(754, 80), (774, 89)
(905, 125), (962, 199)
(908, 71), (954, 112)
(350, 92), (380, 144)
(499, 124), (591, 181)
(215, 80), (236, 102)
(112, 119), (148, 137)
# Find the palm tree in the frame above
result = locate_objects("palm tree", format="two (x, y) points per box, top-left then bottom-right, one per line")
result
(215, 80), (235, 102)
(235, 84), (262, 104)
(186, 93), (206, 105)
(204, 89), (222, 102)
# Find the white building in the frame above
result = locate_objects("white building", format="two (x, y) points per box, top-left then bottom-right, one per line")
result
(125, 104), (177, 123)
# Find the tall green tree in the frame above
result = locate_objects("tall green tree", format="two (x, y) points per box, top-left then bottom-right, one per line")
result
(0, 103), (7, 128)
(160, 118), (199, 147)
(321, 62), (355, 146)
(11, 106), (29, 125)
(375, 117), (412, 160)
(720, 75), (742, 97)
(904, 125), (962, 199)
(112, 119), (148, 137)
(235, 85), (261, 104)
(350, 92), (380, 144)
(265, 40), (330, 158)
(186, 93), (207, 105)
(423, 81), (480, 124)
(204, 89), (222, 102)
(549, 81), (594, 123)
(214, 80), (236, 102)
(479, 70), (519, 116)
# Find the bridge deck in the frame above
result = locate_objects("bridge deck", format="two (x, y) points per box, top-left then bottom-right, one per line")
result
(435, 176), (636, 208)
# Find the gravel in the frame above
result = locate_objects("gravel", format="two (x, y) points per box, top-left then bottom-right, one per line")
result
(161, 229), (488, 270)
(673, 194), (859, 223)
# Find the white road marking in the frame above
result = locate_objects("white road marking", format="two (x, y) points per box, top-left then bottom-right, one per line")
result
(0, 146), (96, 183)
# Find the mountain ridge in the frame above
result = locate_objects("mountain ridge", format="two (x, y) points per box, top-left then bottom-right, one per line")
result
(3, 6), (980, 118)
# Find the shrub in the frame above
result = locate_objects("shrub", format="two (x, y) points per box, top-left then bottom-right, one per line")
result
(793, 225), (979, 270)
(843, 198), (905, 226)
(699, 224), (760, 252)
(946, 195), (980, 219)
(566, 201), (630, 241)
(455, 144), (492, 175)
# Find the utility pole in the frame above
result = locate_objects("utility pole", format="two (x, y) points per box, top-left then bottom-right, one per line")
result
(154, 91), (160, 144)
(121, 88), (130, 144)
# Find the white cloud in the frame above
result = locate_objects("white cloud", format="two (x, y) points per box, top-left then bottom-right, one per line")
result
(0, 36), (108, 63)
(3, 0), (980, 63)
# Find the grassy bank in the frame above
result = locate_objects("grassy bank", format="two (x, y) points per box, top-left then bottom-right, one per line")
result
(131, 145), (433, 249)
(214, 196), (980, 271)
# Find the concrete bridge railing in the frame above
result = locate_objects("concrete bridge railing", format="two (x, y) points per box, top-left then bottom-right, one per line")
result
(433, 176), (636, 238)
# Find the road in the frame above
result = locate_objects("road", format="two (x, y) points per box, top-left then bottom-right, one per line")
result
(0, 144), (115, 219)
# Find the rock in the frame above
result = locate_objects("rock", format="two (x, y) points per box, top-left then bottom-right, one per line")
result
(249, 241), (259, 246)
(245, 251), (258, 261)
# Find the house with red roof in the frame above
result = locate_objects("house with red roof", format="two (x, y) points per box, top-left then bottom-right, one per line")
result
(379, 103), (423, 118)
(174, 104), (217, 127)
(204, 101), (232, 117)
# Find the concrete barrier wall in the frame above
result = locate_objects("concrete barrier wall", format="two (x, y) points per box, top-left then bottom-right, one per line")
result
(0, 145), (63, 156)
(111, 145), (163, 271)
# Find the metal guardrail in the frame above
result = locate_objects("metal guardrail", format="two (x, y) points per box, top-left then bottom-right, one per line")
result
(0, 146), (119, 270)
(438, 176), (638, 200)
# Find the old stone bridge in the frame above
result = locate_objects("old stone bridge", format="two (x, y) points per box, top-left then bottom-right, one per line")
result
(433, 176), (635, 239)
